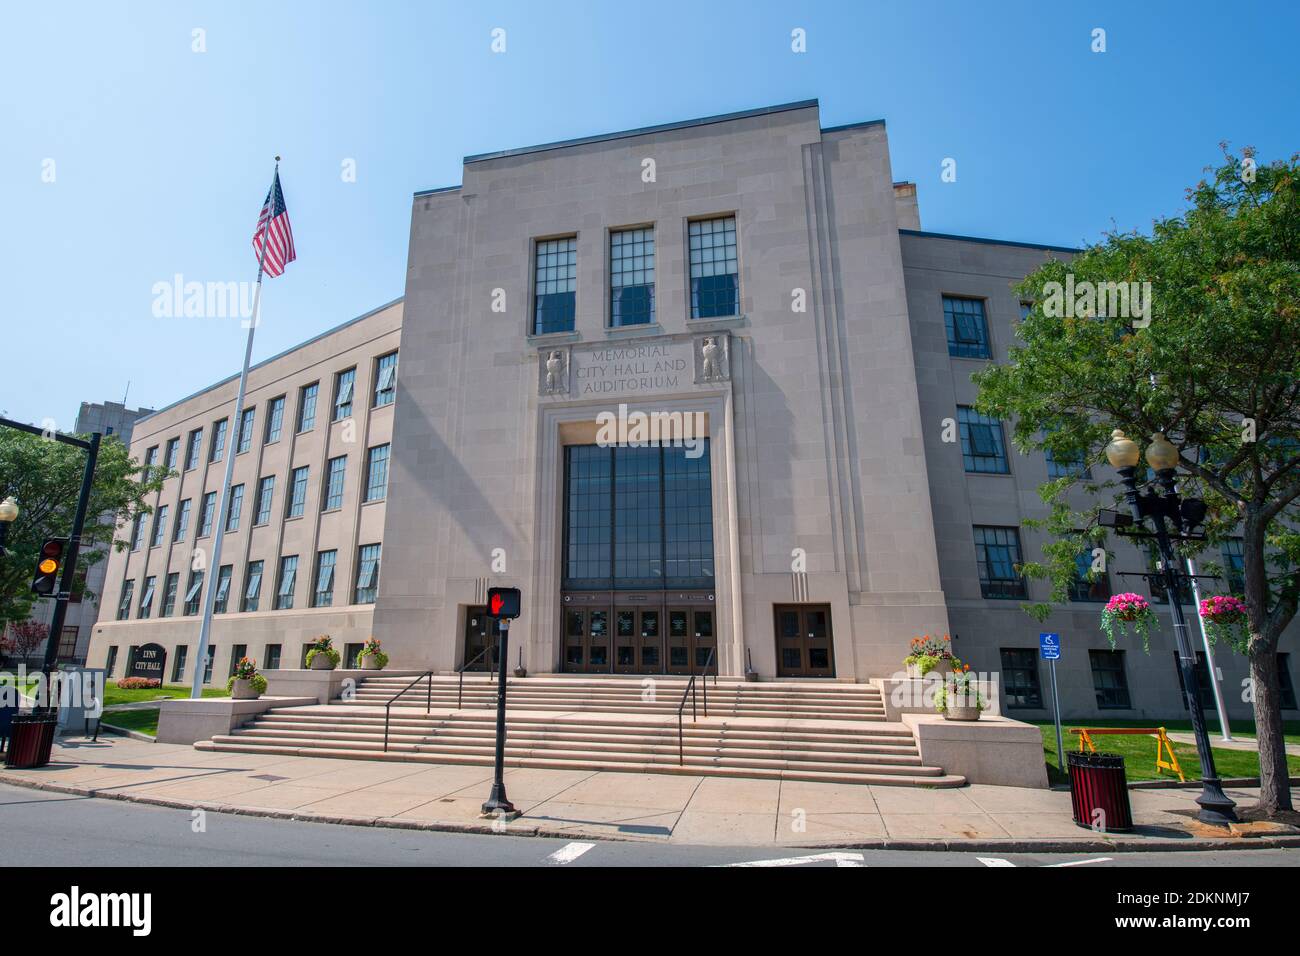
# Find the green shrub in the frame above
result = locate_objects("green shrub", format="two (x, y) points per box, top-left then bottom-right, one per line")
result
(226, 672), (268, 695)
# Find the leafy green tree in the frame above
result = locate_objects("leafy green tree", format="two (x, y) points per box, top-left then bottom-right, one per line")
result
(0, 428), (164, 631)
(975, 149), (1300, 816)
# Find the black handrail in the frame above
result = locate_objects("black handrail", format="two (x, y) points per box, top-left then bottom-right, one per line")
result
(457, 644), (496, 709)
(382, 670), (435, 753)
(676, 646), (717, 765)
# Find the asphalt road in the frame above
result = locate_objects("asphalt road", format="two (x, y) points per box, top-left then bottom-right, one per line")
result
(1, 783), (1296, 868)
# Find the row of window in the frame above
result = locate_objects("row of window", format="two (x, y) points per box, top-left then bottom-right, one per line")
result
(115, 543), (381, 620)
(129, 444), (390, 551)
(973, 525), (1247, 602)
(103, 639), (381, 683)
(142, 352), (397, 478)
(955, 405), (1091, 478)
(1001, 648), (1298, 711)
(532, 216), (739, 335)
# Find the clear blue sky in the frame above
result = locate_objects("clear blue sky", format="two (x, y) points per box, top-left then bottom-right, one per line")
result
(3, 1), (1296, 431)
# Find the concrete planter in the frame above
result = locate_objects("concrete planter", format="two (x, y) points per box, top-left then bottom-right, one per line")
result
(944, 704), (982, 721)
(230, 678), (260, 700)
(360, 655), (382, 670)
(310, 652), (336, 671)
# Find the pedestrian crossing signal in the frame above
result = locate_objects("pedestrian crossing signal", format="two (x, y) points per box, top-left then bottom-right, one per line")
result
(31, 538), (68, 596)
(486, 587), (521, 619)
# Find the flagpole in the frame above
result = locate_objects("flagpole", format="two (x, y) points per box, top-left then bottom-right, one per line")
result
(190, 157), (279, 699)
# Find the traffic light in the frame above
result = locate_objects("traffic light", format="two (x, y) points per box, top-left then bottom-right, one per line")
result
(31, 538), (68, 596)
(486, 587), (521, 619)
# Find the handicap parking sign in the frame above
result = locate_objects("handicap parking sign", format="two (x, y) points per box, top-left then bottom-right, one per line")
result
(1039, 633), (1061, 660)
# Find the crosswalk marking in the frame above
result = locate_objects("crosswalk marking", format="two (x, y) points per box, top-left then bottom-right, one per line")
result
(546, 841), (596, 865)
(1045, 857), (1113, 867)
(722, 851), (865, 868)
(977, 857), (1016, 867)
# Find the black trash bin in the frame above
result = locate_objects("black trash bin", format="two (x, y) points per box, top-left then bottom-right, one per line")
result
(1067, 750), (1133, 833)
(5, 713), (58, 769)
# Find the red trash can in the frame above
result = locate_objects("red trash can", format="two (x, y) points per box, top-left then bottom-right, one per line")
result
(1067, 750), (1133, 832)
(4, 713), (58, 769)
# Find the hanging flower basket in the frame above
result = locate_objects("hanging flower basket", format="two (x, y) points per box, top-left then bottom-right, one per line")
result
(1100, 593), (1158, 651)
(1200, 595), (1251, 653)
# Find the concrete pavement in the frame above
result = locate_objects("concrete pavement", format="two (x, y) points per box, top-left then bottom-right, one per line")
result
(1, 735), (1297, 851)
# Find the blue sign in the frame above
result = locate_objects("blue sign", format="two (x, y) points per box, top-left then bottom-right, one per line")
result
(1039, 633), (1061, 660)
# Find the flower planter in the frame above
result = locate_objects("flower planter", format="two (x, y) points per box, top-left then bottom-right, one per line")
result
(231, 677), (260, 700)
(360, 655), (382, 670)
(943, 704), (981, 721)
(310, 653), (336, 671)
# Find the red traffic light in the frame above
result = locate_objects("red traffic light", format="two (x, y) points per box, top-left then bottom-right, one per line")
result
(486, 587), (521, 619)
(41, 539), (65, 559)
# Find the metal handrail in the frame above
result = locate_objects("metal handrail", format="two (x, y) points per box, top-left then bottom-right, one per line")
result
(676, 646), (717, 765)
(457, 644), (496, 709)
(382, 670), (434, 753)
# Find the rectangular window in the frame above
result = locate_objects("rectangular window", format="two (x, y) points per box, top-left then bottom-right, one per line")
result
(161, 572), (179, 617)
(610, 227), (655, 326)
(264, 396), (285, 444)
(185, 428), (202, 470)
(229, 644), (247, 678)
(533, 236), (578, 334)
(264, 644), (282, 670)
(236, 407), (255, 454)
(254, 475), (275, 525)
(241, 560), (264, 612)
(275, 555), (298, 610)
(171, 645), (188, 682)
(323, 456), (346, 510)
(165, 437), (179, 472)
(173, 498), (191, 543)
(999, 649), (1043, 709)
(688, 217), (738, 319)
(297, 382), (319, 432)
(333, 368), (356, 421)
(1279, 654), (1297, 710)
(365, 444), (390, 502)
(56, 626), (78, 661)
(129, 514), (145, 551)
(151, 504), (169, 547)
(199, 491), (216, 536)
(1069, 551), (1112, 603)
(213, 565), (233, 614)
(117, 580), (134, 620)
(1046, 446), (1091, 480)
(974, 525), (1026, 599)
(209, 418), (227, 463)
(105, 646), (118, 677)
(1091, 650), (1132, 709)
(225, 484), (244, 532)
(354, 544), (381, 604)
(184, 570), (204, 615)
(373, 352), (398, 407)
(313, 550), (337, 607)
(957, 406), (1009, 474)
(1221, 538), (1245, 595)
(943, 295), (991, 358)
(202, 645), (215, 684)
(143, 446), (159, 481)
(288, 466), (309, 517)
(138, 576), (156, 619)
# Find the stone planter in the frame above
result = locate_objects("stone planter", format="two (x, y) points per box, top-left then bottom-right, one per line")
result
(360, 654), (382, 670)
(943, 703), (982, 722)
(309, 652), (336, 671)
(231, 678), (260, 700)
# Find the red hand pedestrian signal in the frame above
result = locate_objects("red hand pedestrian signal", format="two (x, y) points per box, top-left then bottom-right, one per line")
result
(485, 587), (520, 619)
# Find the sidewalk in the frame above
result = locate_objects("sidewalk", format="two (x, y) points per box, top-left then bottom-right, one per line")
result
(1165, 731), (1300, 757)
(2, 736), (1297, 850)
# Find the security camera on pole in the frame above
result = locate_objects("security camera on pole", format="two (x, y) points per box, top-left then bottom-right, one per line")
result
(480, 586), (521, 820)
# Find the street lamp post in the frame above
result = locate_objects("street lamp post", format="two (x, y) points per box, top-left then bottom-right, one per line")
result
(0, 496), (17, 556)
(1105, 429), (1237, 825)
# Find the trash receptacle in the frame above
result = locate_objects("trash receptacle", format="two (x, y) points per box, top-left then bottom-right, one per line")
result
(5, 713), (58, 769)
(1067, 750), (1133, 832)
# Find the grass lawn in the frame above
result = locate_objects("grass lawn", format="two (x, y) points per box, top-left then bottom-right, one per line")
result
(101, 708), (160, 737)
(1031, 720), (1300, 785)
(103, 683), (227, 707)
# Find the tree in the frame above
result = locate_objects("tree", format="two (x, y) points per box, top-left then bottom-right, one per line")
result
(6, 620), (49, 662)
(975, 149), (1300, 816)
(0, 429), (164, 629)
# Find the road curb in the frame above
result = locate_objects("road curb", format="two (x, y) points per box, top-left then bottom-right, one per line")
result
(2, 771), (1298, 852)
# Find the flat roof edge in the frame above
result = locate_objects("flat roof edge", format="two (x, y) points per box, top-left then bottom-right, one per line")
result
(463, 99), (821, 164)
(820, 118), (886, 134)
(413, 185), (462, 198)
(134, 296), (405, 426)
(899, 229), (1082, 255)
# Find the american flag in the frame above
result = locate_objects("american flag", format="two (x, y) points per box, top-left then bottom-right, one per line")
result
(252, 170), (296, 277)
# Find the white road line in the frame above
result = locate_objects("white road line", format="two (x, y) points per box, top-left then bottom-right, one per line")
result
(721, 851), (865, 868)
(545, 841), (596, 865)
(977, 857), (1016, 867)
(1045, 857), (1113, 867)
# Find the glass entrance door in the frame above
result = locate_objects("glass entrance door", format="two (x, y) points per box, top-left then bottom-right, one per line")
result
(463, 606), (496, 671)
(666, 608), (716, 675)
(613, 607), (660, 673)
(564, 606), (611, 673)
(774, 604), (835, 677)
